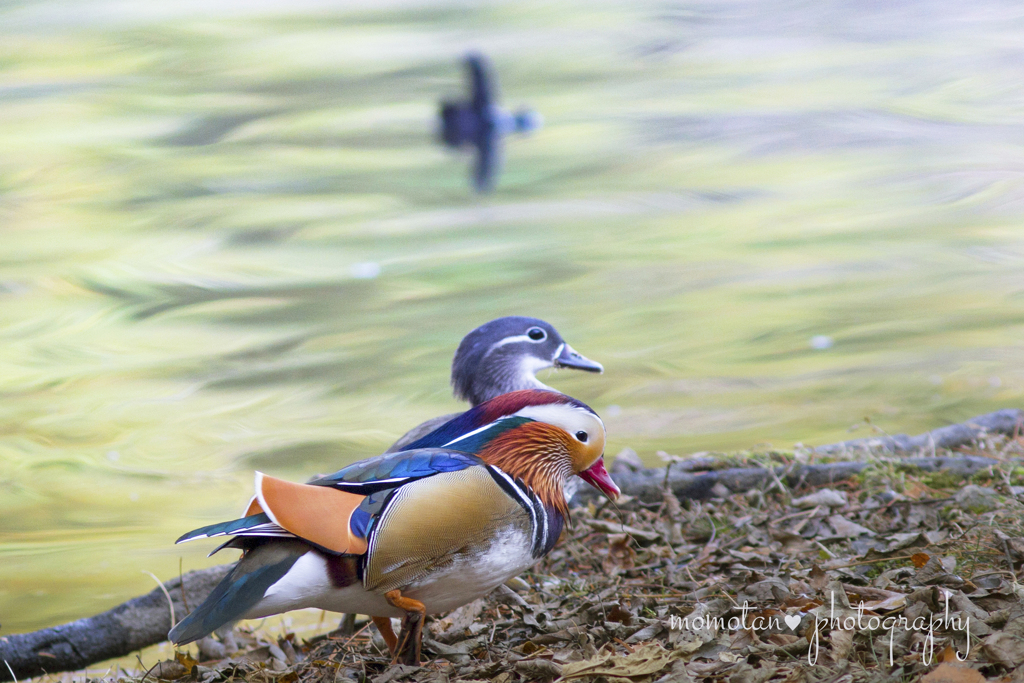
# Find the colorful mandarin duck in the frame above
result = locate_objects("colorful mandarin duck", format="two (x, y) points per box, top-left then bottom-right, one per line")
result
(387, 316), (603, 453)
(168, 390), (620, 665)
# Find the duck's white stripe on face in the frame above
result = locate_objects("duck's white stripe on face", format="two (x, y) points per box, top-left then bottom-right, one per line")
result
(514, 403), (605, 435)
(489, 334), (538, 348)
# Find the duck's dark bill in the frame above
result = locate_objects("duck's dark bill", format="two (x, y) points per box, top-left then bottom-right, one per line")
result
(555, 344), (604, 373)
(578, 458), (620, 500)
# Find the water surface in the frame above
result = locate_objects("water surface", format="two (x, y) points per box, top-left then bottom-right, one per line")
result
(3, 0), (1024, 633)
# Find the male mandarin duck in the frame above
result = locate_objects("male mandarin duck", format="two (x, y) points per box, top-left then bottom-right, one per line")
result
(168, 390), (619, 665)
(386, 316), (602, 453)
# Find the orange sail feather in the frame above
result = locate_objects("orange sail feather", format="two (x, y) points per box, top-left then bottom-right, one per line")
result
(254, 472), (369, 555)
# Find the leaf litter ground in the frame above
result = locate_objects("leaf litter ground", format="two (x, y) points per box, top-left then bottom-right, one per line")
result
(115, 434), (1024, 683)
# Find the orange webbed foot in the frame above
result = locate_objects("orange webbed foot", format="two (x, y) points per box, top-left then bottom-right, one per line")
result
(371, 616), (398, 654)
(384, 590), (426, 666)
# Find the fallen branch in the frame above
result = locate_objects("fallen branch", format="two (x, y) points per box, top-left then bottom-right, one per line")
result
(571, 408), (1024, 506)
(2, 408), (1020, 681)
(577, 453), (1010, 506)
(0, 566), (229, 682)
(811, 408), (1023, 455)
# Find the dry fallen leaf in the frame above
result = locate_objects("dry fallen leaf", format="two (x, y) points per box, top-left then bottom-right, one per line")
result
(861, 593), (907, 612)
(557, 643), (682, 683)
(827, 514), (876, 538)
(432, 598), (486, 639)
(808, 564), (830, 594)
(602, 534), (637, 574)
(792, 489), (848, 508)
(586, 519), (661, 544)
(982, 633), (1024, 668)
(920, 663), (985, 683)
(828, 629), (855, 661)
(149, 660), (188, 680)
(604, 603), (633, 624)
(767, 634), (800, 647)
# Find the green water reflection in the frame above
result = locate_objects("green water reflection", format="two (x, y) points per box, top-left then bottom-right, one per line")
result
(3, 0), (1024, 633)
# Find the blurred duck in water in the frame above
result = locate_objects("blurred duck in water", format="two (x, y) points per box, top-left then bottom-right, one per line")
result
(386, 316), (602, 452)
(439, 53), (542, 192)
(168, 390), (620, 665)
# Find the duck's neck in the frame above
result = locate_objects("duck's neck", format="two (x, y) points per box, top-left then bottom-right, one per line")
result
(478, 422), (572, 520)
(456, 356), (553, 406)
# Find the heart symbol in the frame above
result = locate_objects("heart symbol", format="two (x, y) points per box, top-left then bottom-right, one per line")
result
(784, 614), (801, 631)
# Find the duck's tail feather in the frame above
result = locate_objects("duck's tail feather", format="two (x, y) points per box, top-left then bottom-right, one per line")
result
(176, 512), (293, 544)
(168, 541), (307, 645)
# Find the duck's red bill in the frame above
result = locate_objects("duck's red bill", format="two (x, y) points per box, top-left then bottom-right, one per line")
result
(579, 458), (620, 500)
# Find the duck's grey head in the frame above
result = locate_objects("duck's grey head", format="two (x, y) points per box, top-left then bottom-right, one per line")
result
(451, 316), (603, 406)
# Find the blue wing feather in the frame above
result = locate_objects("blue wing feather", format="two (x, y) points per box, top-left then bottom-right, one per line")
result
(311, 448), (483, 491)
(404, 413), (531, 453)
(349, 507), (371, 538)
(401, 407), (490, 450)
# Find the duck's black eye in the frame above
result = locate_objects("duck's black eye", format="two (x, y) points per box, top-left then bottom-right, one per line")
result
(527, 327), (546, 341)
(575, 431), (588, 442)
